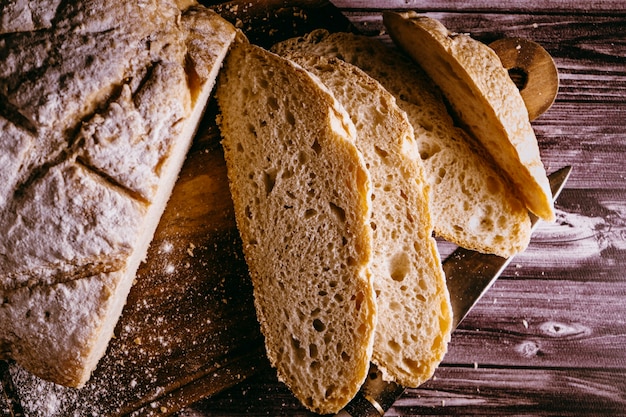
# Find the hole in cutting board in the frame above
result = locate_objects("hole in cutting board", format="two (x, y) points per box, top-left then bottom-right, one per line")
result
(508, 67), (529, 91)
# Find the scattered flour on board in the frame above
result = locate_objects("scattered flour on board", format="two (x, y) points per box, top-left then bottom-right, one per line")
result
(160, 241), (174, 254)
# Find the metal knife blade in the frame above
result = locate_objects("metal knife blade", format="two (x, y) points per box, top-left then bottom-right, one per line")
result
(336, 165), (573, 417)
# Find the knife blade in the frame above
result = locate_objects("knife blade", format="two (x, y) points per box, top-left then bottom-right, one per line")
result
(336, 165), (573, 417)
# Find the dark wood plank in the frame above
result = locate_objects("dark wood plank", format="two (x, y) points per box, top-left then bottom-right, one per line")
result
(534, 109), (626, 191)
(331, 0), (626, 14)
(494, 188), (626, 279)
(445, 279), (626, 368)
(175, 365), (626, 416)
(392, 367), (626, 416)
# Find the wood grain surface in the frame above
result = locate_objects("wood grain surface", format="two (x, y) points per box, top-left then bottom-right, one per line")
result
(1, 1), (625, 416)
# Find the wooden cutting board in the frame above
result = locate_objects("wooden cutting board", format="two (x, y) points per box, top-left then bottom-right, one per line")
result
(0, 1), (354, 416)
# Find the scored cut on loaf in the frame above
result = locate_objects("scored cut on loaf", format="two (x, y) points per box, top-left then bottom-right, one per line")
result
(215, 41), (377, 414)
(0, 0), (236, 387)
(281, 53), (452, 387)
(272, 30), (532, 258)
(383, 11), (555, 221)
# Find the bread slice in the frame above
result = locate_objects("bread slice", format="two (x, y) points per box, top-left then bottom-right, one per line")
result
(383, 12), (554, 221)
(272, 30), (532, 257)
(281, 53), (452, 387)
(0, 1), (236, 387)
(216, 42), (377, 414)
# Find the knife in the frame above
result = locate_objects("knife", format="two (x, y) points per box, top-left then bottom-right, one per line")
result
(336, 165), (573, 417)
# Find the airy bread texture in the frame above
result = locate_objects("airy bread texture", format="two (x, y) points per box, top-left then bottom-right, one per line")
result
(0, 0), (236, 387)
(272, 30), (532, 258)
(282, 53), (452, 387)
(383, 12), (554, 221)
(216, 42), (377, 414)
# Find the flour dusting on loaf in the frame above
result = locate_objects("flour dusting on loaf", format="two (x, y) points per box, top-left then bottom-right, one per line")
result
(0, 0), (236, 387)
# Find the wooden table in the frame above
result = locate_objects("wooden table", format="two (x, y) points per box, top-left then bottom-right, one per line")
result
(2, 1), (625, 416)
(182, 1), (626, 416)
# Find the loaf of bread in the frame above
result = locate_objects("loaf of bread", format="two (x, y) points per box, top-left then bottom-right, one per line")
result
(216, 42), (377, 414)
(383, 12), (554, 221)
(272, 30), (532, 257)
(281, 53), (452, 387)
(0, 0), (236, 387)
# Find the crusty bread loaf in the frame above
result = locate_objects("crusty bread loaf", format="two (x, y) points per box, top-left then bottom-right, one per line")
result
(216, 42), (377, 414)
(0, 0), (59, 34)
(282, 53), (452, 387)
(0, 0), (236, 387)
(272, 30), (532, 257)
(383, 12), (554, 221)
